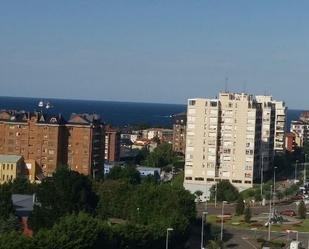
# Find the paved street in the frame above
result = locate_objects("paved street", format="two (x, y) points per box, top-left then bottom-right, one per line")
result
(189, 201), (309, 248)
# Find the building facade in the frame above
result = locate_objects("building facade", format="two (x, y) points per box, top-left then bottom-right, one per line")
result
(273, 101), (287, 153)
(172, 112), (187, 155)
(65, 114), (105, 176)
(184, 92), (263, 197)
(290, 112), (309, 146)
(0, 111), (64, 176)
(0, 111), (105, 178)
(0, 155), (24, 183)
(104, 125), (120, 162)
(255, 96), (276, 172)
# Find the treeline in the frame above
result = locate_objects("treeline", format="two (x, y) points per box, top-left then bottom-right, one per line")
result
(0, 166), (195, 249)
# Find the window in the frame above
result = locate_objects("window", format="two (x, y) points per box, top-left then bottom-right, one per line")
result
(189, 100), (196, 106)
(210, 101), (217, 107)
(232, 180), (242, 183)
(195, 177), (204, 181)
(185, 177), (192, 180)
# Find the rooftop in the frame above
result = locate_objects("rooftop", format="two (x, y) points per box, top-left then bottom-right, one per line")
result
(0, 154), (22, 163)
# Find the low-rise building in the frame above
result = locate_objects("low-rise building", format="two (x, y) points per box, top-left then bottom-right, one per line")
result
(0, 154), (24, 183)
(285, 132), (302, 152)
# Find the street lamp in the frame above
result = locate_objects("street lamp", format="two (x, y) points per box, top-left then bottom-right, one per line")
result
(220, 201), (227, 241)
(260, 153), (264, 197)
(273, 166), (278, 209)
(214, 181), (218, 208)
(166, 228), (174, 249)
(268, 185), (273, 241)
(295, 160), (299, 183)
(304, 154), (307, 186)
(201, 211), (208, 249)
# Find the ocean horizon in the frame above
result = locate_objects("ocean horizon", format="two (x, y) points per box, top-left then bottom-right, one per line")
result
(0, 96), (305, 129)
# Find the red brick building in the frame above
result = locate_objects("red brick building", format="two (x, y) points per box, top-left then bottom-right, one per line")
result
(104, 125), (120, 162)
(0, 111), (105, 177)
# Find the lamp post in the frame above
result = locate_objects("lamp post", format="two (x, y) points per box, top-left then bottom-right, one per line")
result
(166, 228), (174, 249)
(295, 160), (299, 183)
(304, 154), (307, 186)
(214, 181), (218, 208)
(205, 178), (208, 210)
(260, 153), (264, 197)
(220, 201), (227, 241)
(201, 211), (208, 249)
(268, 185), (273, 241)
(273, 166), (278, 209)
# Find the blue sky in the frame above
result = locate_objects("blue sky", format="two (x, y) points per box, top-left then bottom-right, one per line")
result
(0, 1), (309, 108)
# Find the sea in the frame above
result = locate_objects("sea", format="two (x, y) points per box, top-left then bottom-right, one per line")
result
(0, 96), (305, 129)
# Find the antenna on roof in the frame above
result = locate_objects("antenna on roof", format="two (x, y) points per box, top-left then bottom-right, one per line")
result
(224, 76), (229, 93)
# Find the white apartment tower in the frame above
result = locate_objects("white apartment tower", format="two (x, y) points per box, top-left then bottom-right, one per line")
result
(184, 92), (262, 197)
(273, 101), (287, 152)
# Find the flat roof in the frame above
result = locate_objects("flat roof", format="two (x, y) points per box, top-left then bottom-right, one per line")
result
(0, 154), (22, 163)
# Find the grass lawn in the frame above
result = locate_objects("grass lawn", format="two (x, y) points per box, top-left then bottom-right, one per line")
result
(206, 214), (309, 233)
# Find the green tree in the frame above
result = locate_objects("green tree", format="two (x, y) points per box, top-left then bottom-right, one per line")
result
(235, 197), (245, 216)
(144, 143), (177, 168)
(210, 181), (240, 202)
(254, 190), (262, 202)
(244, 205), (252, 223)
(29, 167), (98, 231)
(0, 231), (33, 249)
(9, 178), (37, 195)
(107, 165), (141, 185)
(298, 200), (307, 219)
(34, 212), (108, 249)
(0, 184), (14, 219)
(207, 240), (223, 249)
(0, 214), (22, 234)
(95, 180), (196, 246)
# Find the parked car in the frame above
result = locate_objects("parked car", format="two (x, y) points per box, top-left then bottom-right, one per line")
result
(280, 209), (296, 217)
(291, 195), (303, 201)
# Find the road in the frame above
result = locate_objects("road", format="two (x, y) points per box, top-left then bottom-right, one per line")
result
(190, 201), (309, 248)
(196, 201), (297, 217)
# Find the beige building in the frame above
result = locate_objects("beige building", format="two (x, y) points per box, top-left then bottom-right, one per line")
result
(184, 92), (263, 198)
(273, 101), (287, 153)
(0, 155), (24, 183)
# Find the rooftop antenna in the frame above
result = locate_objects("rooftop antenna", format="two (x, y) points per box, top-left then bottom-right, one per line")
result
(224, 76), (229, 93)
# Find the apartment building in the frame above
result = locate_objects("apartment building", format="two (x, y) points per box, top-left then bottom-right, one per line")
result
(104, 125), (120, 162)
(273, 101), (287, 152)
(0, 111), (105, 177)
(65, 114), (105, 176)
(172, 112), (186, 155)
(184, 92), (262, 197)
(142, 128), (173, 143)
(0, 155), (24, 183)
(255, 96), (276, 171)
(0, 111), (64, 176)
(290, 112), (309, 146)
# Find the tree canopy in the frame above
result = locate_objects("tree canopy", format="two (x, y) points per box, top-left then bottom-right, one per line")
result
(29, 166), (98, 231)
(210, 181), (240, 202)
(144, 143), (177, 168)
